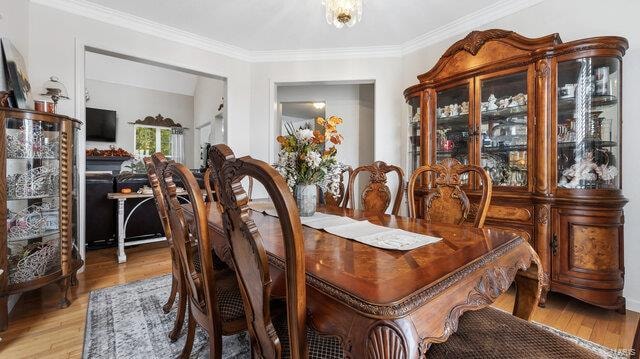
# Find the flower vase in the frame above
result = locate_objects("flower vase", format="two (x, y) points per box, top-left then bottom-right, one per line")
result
(294, 184), (317, 217)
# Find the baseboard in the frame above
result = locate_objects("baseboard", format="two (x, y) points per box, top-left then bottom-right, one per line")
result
(626, 297), (640, 313)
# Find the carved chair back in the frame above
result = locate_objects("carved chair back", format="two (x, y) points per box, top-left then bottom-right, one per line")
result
(324, 165), (352, 207)
(347, 161), (404, 215)
(205, 169), (253, 204)
(144, 156), (172, 244)
(407, 158), (492, 228)
(153, 154), (225, 353)
(208, 144), (307, 359)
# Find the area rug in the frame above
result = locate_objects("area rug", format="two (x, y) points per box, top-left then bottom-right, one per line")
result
(84, 275), (628, 359)
(82, 274), (250, 358)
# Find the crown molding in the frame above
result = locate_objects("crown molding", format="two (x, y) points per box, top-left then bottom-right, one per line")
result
(400, 0), (546, 55)
(251, 45), (403, 62)
(30, 0), (545, 63)
(29, 0), (252, 62)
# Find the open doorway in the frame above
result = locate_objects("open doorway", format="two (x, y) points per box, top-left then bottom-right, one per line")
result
(80, 47), (227, 260)
(275, 82), (375, 207)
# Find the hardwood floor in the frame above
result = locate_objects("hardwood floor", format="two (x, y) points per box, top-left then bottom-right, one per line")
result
(0, 242), (637, 358)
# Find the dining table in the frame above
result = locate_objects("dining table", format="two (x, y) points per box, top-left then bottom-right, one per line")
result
(183, 202), (545, 358)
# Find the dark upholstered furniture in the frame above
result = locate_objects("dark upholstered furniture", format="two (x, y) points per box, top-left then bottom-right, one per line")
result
(85, 173), (117, 248)
(85, 170), (205, 250)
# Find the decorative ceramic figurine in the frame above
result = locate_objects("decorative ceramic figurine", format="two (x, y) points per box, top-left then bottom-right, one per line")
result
(559, 152), (618, 188)
(450, 104), (460, 116)
(498, 97), (511, 109)
(460, 101), (469, 114)
(487, 94), (498, 110)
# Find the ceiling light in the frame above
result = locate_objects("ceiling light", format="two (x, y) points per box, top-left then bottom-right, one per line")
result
(323, 0), (363, 29)
(313, 102), (326, 109)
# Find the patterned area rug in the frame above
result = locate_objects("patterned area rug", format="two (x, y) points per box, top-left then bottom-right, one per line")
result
(84, 275), (627, 359)
(82, 274), (250, 358)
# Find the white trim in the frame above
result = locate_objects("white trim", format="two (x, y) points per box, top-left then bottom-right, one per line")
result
(400, 0), (546, 55)
(31, 0), (545, 62)
(30, 0), (252, 62)
(74, 37), (86, 272)
(627, 297), (640, 313)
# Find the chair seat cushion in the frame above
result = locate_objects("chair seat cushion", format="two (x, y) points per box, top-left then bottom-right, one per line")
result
(429, 307), (601, 358)
(215, 271), (246, 323)
(274, 315), (344, 359)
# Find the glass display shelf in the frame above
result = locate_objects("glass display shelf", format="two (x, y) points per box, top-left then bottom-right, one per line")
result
(556, 57), (621, 190)
(479, 71), (529, 188)
(7, 231), (60, 243)
(436, 84), (470, 180)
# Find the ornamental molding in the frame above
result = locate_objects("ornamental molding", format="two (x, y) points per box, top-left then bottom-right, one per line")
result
(31, 0), (545, 61)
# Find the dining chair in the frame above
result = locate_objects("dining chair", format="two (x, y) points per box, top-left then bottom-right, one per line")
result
(324, 165), (352, 207)
(153, 154), (247, 359)
(346, 161), (404, 215)
(407, 158), (492, 228)
(208, 144), (344, 358)
(205, 168), (253, 203)
(143, 156), (185, 342)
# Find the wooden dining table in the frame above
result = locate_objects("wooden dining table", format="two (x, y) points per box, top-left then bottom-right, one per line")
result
(184, 203), (545, 358)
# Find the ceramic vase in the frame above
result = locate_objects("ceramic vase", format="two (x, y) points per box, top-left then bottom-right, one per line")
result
(294, 184), (317, 217)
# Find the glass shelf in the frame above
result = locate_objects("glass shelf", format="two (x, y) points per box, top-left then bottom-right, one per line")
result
(556, 57), (621, 190)
(480, 71), (529, 187)
(436, 84), (470, 186)
(406, 96), (421, 175)
(8, 230), (60, 243)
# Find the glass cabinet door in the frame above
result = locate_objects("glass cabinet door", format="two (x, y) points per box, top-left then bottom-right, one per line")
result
(5, 118), (61, 285)
(557, 57), (620, 190)
(435, 85), (471, 166)
(479, 71), (529, 187)
(406, 96), (421, 175)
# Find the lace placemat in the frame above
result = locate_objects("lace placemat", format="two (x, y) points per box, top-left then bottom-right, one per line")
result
(248, 202), (441, 251)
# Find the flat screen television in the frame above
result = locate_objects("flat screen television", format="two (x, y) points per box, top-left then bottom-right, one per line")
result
(86, 107), (117, 142)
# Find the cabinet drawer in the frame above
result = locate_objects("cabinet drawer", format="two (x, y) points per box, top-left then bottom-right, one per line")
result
(486, 204), (534, 224)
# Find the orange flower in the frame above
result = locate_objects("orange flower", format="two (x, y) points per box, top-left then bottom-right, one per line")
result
(277, 135), (286, 144)
(330, 134), (343, 145)
(313, 130), (325, 143)
(316, 117), (326, 125)
(328, 116), (343, 126)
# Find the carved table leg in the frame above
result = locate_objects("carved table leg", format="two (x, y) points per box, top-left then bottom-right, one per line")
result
(116, 198), (127, 263)
(513, 264), (541, 321)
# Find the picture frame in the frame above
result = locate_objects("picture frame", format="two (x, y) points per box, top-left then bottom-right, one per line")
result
(1, 38), (32, 109)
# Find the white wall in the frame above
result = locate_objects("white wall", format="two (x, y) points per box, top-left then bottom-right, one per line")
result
(0, 0), (29, 63)
(277, 84), (361, 167)
(85, 51), (199, 97)
(401, 0), (640, 311)
(193, 76), (226, 166)
(250, 58), (403, 203)
(85, 79), (195, 167)
(27, 3), (251, 155)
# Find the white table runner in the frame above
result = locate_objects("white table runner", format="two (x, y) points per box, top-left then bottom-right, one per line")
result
(248, 202), (440, 251)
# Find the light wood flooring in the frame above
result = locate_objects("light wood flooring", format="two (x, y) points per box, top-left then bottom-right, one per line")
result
(0, 242), (637, 358)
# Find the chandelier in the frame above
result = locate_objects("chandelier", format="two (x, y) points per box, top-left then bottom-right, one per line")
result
(323, 0), (363, 28)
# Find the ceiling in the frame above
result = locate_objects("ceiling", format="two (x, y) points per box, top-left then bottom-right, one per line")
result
(81, 0), (518, 51)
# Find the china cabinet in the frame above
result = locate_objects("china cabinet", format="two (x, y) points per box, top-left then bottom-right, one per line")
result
(404, 29), (628, 311)
(0, 108), (82, 330)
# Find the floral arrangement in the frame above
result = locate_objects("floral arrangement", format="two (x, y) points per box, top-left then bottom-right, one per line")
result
(276, 116), (344, 195)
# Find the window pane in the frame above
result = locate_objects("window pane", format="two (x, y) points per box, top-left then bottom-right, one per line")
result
(160, 129), (172, 156)
(135, 127), (156, 155)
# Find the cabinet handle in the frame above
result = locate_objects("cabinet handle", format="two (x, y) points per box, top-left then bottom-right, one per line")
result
(551, 234), (558, 256)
